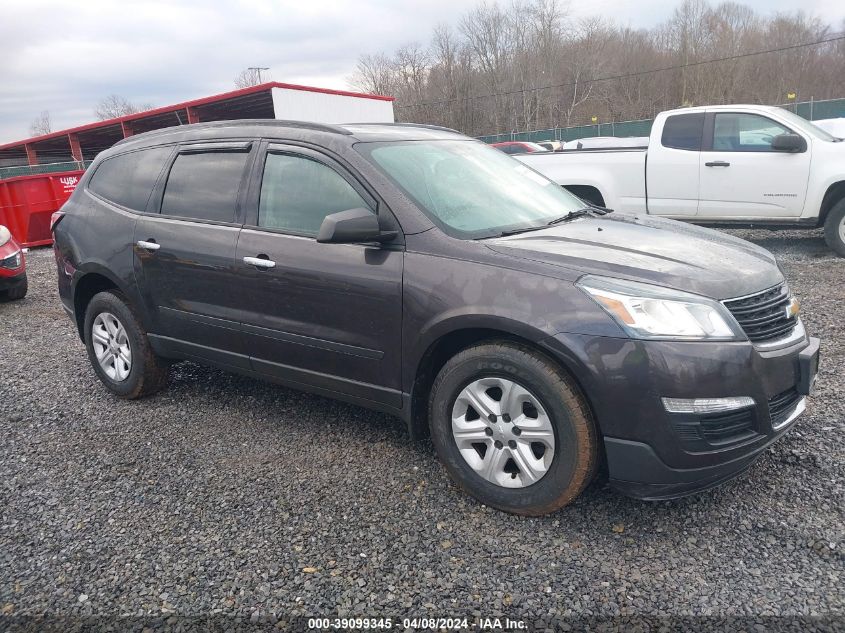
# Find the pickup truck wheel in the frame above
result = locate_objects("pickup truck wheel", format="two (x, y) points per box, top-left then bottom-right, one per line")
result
(428, 341), (598, 515)
(84, 290), (169, 399)
(823, 198), (845, 257)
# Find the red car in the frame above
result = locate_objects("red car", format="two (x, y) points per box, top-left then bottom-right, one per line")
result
(490, 141), (547, 155)
(0, 225), (27, 300)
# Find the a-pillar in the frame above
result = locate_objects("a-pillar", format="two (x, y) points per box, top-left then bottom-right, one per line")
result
(121, 121), (134, 138)
(25, 144), (37, 166)
(68, 133), (83, 162)
(186, 107), (200, 124)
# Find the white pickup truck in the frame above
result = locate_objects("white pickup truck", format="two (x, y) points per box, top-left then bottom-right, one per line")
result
(517, 104), (845, 255)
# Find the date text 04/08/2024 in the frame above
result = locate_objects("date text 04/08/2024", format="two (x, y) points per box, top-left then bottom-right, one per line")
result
(306, 617), (527, 630)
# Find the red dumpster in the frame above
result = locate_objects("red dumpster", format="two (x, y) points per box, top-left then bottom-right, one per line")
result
(0, 170), (83, 247)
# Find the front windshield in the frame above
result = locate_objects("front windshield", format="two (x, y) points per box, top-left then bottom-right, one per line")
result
(776, 108), (838, 141)
(357, 139), (586, 239)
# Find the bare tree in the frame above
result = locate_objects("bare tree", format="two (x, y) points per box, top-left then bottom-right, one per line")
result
(560, 18), (611, 126)
(348, 54), (395, 96)
(350, 0), (845, 138)
(235, 68), (263, 88)
(94, 95), (153, 120)
(29, 110), (51, 136)
(460, 2), (512, 131)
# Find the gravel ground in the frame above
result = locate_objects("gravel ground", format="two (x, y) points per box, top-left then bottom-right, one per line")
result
(0, 230), (843, 630)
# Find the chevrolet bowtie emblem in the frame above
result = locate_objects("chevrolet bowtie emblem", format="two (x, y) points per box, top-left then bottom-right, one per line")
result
(785, 296), (800, 318)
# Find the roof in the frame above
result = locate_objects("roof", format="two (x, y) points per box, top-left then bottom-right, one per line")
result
(662, 104), (785, 115)
(0, 81), (394, 152)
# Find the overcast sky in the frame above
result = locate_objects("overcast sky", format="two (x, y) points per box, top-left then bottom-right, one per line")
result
(1, 0), (843, 144)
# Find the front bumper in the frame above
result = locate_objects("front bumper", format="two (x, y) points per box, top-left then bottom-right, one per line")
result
(0, 270), (26, 291)
(541, 330), (819, 499)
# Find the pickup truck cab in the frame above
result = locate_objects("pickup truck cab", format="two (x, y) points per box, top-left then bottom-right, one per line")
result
(517, 104), (845, 255)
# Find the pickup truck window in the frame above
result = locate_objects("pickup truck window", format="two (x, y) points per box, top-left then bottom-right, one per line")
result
(661, 113), (705, 151)
(713, 113), (790, 152)
(258, 153), (371, 235)
(359, 140), (585, 239)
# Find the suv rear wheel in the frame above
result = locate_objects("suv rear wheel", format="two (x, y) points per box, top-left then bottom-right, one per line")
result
(823, 198), (845, 257)
(84, 291), (169, 399)
(428, 341), (598, 515)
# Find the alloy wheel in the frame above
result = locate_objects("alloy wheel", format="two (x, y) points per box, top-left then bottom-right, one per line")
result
(91, 312), (132, 382)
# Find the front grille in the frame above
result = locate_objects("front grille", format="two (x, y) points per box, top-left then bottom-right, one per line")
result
(698, 409), (756, 444)
(768, 388), (802, 427)
(723, 284), (796, 343)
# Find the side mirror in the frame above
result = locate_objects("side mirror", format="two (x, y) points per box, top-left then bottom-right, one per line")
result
(771, 133), (806, 153)
(316, 208), (397, 244)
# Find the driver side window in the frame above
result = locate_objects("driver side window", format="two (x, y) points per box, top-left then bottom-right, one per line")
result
(713, 113), (790, 152)
(258, 153), (372, 235)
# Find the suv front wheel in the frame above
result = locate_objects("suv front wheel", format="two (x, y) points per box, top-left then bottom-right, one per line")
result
(428, 341), (598, 515)
(84, 290), (169, 399)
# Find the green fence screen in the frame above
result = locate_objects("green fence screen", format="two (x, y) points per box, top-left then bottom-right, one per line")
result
(0, 160), (92, 181)
(478, 97), (845, 144)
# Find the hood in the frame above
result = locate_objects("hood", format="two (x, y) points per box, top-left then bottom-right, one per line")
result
(486, 212), (783, 300)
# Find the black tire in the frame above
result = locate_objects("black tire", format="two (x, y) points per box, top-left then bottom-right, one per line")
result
(3, 276), (27, 301)
(823, 198), (845, 257)
(428, 340), (598, 515)
(84, 290), (169, 399)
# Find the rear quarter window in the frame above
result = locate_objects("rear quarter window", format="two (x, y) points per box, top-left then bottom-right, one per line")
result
(88, 146), (172, 211)
(661, 113), (705, 151)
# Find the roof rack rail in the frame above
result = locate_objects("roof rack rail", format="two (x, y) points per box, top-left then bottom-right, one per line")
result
(343, 122), (462, 134)
(114, 119), (353, 146)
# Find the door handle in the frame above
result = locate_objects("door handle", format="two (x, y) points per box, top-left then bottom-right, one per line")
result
(705, 161), (731, 167)
(243, 255), (276, 269)
(136, 240), (160, 251)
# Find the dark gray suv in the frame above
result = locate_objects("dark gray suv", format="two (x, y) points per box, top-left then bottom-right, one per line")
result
(52, 120), (820, 515)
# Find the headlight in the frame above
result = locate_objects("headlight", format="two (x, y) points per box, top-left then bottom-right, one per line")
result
(0, 250), (22, 270)
(577, 275), (744, 341)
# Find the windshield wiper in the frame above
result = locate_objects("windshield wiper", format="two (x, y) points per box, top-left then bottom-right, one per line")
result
(546, 208), (592, 226)
(497, 224), (547, 237)
(546, 204), (615, 226)
(494, 204), (615, 238)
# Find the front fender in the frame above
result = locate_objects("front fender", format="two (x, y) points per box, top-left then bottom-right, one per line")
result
(401, 251), (623, 393)
(409, 310), (551, 375)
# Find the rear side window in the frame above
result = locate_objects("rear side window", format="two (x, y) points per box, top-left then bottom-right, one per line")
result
(258, 153), (371, 235)
(661, 113), (705, 151)
(88, 147), (171, 211)
(160, 151), (249, 222)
